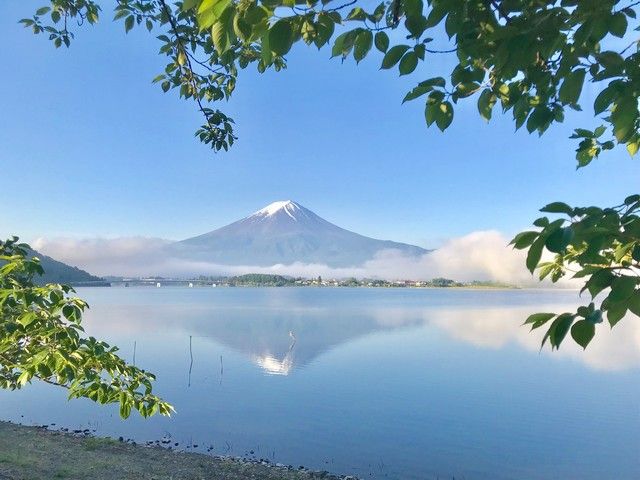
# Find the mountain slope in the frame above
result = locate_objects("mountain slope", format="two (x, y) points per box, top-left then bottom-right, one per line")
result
(172, 201), (428, 267)
(30, 250), (108, 286)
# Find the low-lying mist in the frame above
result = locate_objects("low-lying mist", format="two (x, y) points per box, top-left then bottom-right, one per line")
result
(32, 230), (566, 286)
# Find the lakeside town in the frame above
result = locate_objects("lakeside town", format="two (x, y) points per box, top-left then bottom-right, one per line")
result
(103, 274), (517, 289)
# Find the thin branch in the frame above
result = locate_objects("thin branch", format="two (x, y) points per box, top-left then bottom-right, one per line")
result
(326, 0), (357, 13)
(619, 40), (639, 56)
(186, 51), (227, 76)
(622, 1), (640, 11)
(426, 47), (457, 53)
(158, 0), (212, 124)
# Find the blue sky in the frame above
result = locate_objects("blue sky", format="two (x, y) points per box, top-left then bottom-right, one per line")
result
(1, 1), (638, 249)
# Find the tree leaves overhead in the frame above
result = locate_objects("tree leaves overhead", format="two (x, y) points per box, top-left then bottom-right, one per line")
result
(21, 0), (640, 160)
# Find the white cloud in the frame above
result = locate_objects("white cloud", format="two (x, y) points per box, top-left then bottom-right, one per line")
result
(430, 306), (640, 372)
(31, 236), (172, 277)
(31, 230), (568, 286)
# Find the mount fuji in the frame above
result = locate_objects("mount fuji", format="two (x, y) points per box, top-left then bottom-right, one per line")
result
(171, 200), (428, 267)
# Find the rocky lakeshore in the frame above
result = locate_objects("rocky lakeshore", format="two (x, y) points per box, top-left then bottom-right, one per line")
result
(0, 422), (356, 480)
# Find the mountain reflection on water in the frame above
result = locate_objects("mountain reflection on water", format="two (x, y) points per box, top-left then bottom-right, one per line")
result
(84, 287), (640, 373)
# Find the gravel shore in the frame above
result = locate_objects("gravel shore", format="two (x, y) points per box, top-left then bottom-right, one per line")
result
(0, 422), (355, 480)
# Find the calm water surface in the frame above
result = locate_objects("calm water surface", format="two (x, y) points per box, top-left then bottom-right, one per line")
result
(1, 287), (639, 479)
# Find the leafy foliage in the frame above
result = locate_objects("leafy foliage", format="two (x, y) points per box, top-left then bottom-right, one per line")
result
(20, 1), (640, 348)
(511, 196), (640, 349)
(20, 0), (640, 160)
(0, 237), (172, 418)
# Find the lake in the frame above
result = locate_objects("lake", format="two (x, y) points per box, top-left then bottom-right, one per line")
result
(1, 287), (638, 479)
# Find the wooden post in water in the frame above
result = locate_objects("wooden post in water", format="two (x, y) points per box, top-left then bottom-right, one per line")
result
(188, 335), (193, 388)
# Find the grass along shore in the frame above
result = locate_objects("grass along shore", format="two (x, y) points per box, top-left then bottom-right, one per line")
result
(0, 422), (354, 480)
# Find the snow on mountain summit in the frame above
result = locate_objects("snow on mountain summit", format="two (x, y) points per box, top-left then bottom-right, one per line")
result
(252, 200), (302, 219)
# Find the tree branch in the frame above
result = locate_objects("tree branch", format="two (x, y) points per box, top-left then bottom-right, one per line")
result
(326, 0), (357, 13)
(158, 0), (212, 125)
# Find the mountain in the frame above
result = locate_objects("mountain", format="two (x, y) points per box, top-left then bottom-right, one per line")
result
(31, 250), (109, 286)
(172, 200), (428, 267)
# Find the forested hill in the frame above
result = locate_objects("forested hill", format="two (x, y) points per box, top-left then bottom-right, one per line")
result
(30, 250), (109, 286)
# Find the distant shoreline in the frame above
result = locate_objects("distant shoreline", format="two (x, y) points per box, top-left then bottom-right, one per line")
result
(103, 274), (520, 290)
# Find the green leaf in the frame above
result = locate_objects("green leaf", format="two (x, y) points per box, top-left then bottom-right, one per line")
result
(245, 5), (268, 25)
(510, 231), (539, 249)
(346, 7), (367, 21)
(571, 320), (595, 349)
(119, 400), (132, 419)
(607, 302), (627, 327)
(548, 313), (575, 349)
(628, 292), (640, 317)
(614, 242), (635, 262)
(584, 269), (615, 297)
(477, 89), (496, 122)
(425, 5), (447, 28)
(558, 69), (586, 105)
(435, 101), (453, 131)
(17, 370), (31, 387)
(17, 312), (37, 327)
(403, 0), (424, 18)
(526, 236), (545, 274)
(524, 312), (556, 329)
(182, 0), (200, 11)
(269, 20), (293, 56)
(419, 77), (446, 89)
(125, 15), (135, 33)
(331, 31), (348, 58)
(197, 0), (231, 29)
(353, 30), (373, 63)
(314, 13), (334, 48)
(609, 12), (628, 38)
(402, 85), (431, 103)
(593, 125), (607, 137)
(381, 45), (410, 69)
(211, 20), (229, 54)
(424, 101), (438, 126)
(608, 276), (637, 303)
(374, 31), (389, 53)
(399, 51), (418, 75)
(540, 202), (574, 215)
(545, 227), (574, 253)
(593, 86), (617, 115)
(612, 99), (637, 143)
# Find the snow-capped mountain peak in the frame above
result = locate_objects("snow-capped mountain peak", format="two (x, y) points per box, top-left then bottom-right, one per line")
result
(252, 200), (301, 220)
